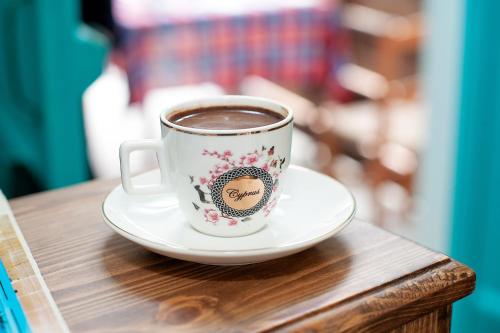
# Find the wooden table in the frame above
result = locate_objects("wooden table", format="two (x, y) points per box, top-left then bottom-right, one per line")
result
(10, 178), (475, 332)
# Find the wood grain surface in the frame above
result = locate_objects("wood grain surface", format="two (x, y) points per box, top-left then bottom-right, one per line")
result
(389, 306), (451, 333)
(0, 194), (68, 332)
(10, 179), (475, 332)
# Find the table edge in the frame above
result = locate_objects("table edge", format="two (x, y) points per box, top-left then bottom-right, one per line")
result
(269, 259), (475, 332)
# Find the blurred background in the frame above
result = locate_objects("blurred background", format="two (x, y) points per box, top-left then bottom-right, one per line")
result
(0, 0), (498, 331)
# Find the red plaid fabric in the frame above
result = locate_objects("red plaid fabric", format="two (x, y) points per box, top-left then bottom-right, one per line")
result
(113, 0), (348, 102)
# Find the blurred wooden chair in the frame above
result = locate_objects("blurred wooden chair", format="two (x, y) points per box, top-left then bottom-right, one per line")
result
(320, 81), (422, 224)
(315, 0), (423, 224)
(342, 1), (422, 80)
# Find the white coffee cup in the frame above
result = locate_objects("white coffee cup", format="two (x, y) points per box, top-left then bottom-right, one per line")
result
(119, 96), (293, 237)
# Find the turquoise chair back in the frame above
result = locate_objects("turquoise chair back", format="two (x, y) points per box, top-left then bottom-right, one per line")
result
(0, 0), (108, 197)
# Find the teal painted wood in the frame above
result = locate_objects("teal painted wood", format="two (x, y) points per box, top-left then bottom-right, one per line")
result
(0, 0), (108, 197)
(0, 260), (30, 333)
(451, 0), (500, 331)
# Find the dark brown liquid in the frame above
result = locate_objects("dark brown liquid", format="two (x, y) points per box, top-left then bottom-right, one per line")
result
(168, 106), (284, 130)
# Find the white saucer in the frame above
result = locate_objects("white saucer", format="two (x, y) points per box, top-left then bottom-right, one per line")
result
(102, 165), (356, 265)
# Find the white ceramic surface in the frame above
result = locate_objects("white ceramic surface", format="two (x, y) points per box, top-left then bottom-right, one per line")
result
(102, 165), (356, 265)
(119, 96), (293, 237)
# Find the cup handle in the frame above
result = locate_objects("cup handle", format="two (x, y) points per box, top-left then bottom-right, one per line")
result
(119, 139), (169, 195)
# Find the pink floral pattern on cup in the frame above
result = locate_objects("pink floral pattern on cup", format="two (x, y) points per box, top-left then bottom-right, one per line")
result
(191, 146), (285, 226)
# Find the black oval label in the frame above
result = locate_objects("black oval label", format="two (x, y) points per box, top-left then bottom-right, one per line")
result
(211, 167), (273, 217)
